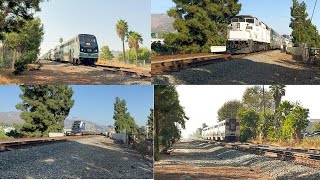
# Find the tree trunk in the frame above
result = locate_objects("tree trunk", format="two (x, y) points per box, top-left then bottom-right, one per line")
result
(154, 95), (160, 161)
(135, 48), (138, 63)
(12, 49), (16, 70)
(122, 39), (126, 64)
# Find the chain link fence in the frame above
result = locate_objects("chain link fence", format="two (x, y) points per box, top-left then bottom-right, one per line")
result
(0, 44), (15, 69)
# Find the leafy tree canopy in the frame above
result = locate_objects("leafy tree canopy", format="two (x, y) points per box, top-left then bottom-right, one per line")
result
(16, 85), (74, 137)
(164, 0), (241, 53)
(218, 100), (242, 121)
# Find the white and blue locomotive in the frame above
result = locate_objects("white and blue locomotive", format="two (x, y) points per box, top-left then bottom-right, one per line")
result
(71, 120), (97, 136)
(43, 34), (99, 65)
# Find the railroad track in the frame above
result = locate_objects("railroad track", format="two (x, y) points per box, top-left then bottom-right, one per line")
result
(206, 140), (320, 168)
(94, 64), (151, 80)
(0, 135), (100, 152)
(41, 59), (151, 80)
(151, 50), (276, 75)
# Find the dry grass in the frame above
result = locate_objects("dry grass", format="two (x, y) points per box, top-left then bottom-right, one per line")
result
(0, 69), (19, 84)
(250, 137), (320, 149)
(97, 58), (150, 71)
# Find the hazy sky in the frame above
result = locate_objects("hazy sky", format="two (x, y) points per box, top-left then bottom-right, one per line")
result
(151, 0), (320, 35)
(0, 85), (153, 127)
(36, 0), (151, 56)
(176, 85), (320, 138)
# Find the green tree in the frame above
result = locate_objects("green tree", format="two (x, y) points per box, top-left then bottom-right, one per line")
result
(218, 100), (242, 121)
(0, 128), (8, 138)
(154, 85), (188, 161)
(128, 31), (143, 62)
(290, 0), (320, 47)
(276, 100), (294, 126)
(237, 109), (260, 142)
(0, 0), (45, 39)
(113, 97), (137, 134)
(100, 45), (114, 60)
(285, 106), (309, 140)
(16, 85), (74, 137)
(147, 108), (154, 138)
(118, 48), (152, 64)
(202, 123), (208, 128)
(116, 19), (129, 63)
(4, 18), (44, 72)
(269, 85), (286, 132)
(258, 111), (273, 140)
(242, 86), (273, 113)
(164, 0), (241, 53)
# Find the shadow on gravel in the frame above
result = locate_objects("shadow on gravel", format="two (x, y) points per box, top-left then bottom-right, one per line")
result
(0, 141), (153, 179)
(153, 58), (320, 85)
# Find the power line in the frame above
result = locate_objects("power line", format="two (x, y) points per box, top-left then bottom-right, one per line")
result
(311, 0), (318, 22)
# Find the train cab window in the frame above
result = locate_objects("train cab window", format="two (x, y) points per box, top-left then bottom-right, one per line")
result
(231, 18), (239, 23)
(239, 18), (245, 22)
(246, 18), (254, 24)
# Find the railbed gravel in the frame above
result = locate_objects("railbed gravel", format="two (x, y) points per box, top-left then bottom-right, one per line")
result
(152, 50), (320, 85)
(159, 141), (320, 180)
(0, 136), (153, 179)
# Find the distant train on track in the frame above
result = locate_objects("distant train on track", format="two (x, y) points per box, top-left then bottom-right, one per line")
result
(202, 119), (240, 142)
(42, 34), (99, 65)
(226, 15), (285, 54)
(68, 120), (100, 136)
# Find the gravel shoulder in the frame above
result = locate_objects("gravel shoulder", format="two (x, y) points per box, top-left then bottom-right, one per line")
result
(152, 51), (320, 85)
(154, 140), (320, 180)
(0, 136), (153, 179)
(0, 60), (150, 85)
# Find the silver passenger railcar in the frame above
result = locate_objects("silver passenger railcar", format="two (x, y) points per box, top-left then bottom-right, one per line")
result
(202, 119), (240, 142)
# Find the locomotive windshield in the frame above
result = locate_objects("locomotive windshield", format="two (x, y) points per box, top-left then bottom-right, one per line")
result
(79, 34), (98, 53)
(79, 35), (97, 47)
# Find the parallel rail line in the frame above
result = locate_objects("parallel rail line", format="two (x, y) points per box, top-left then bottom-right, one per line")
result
(151, 50), (276, 75)
(207, 141), (320, 168)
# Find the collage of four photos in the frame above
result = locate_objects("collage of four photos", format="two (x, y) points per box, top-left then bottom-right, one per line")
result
(1, 0), (320, 179)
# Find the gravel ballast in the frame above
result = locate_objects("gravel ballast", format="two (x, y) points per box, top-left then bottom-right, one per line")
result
(0, 136), (153, 179)
(155, 140), (320, 180)
(152, 50), (320, 85)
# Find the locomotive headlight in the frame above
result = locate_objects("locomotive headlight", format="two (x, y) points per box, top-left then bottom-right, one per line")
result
(81, 48), (84, 52)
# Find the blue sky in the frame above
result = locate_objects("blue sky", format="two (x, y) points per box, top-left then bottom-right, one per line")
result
(36, 0), (151, 56)
(0, 85), (153, 127)
(151, 0), (320, 35)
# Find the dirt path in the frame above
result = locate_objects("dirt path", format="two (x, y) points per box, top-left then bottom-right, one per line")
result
(0, 60), (150, 85)
(152, 51), (320, 85)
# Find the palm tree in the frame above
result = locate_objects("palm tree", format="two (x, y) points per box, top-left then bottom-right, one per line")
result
(269, 85), (286, 133)
(128, 31), (143, 62)
(116, 19), (129, 63)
